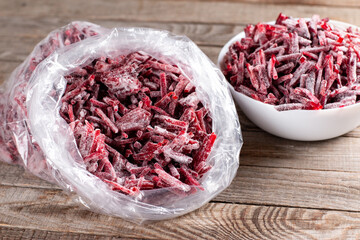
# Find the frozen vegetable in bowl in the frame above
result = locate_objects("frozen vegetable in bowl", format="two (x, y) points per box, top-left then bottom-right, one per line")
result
(0, 22), (242, 223)
(218, 13), (360, 141)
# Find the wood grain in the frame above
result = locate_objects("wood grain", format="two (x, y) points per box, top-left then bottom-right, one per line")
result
(1, 186), (360, 240)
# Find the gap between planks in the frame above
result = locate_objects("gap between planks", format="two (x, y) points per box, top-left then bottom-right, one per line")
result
(211, 200), (360, 214)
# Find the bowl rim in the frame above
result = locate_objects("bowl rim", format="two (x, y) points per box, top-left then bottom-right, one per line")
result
(217, 18), (360, 113)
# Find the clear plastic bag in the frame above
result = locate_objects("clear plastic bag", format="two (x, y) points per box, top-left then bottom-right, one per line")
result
(0, 22), (242, 223)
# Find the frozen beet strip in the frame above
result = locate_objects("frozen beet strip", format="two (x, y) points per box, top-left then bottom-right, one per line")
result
(154, 168), (191, 192)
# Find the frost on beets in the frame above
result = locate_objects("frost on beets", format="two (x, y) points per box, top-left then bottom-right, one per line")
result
(222, 13), (360, 111)
(59, 51), (216, 196)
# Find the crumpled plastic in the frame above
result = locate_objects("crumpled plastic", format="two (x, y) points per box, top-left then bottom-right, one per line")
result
(0, 21), (242, 223)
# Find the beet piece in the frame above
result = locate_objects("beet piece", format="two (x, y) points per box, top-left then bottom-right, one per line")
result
(155, 114), (188, 132)
(267, 55), (278, 80)
(193, 133), (216, 171)
(154, 168), (191, 192)
(179, 166), (203, 190)
(117, 108), (151, 132)
(246, 63), (259, 91)
(168, 163), (180, 179)
(147, 61), (181, 75)
(276, 62), (294, 73)
(160, 72), (168, 97)
(163, 146), (193, 164)
(154, 92), (176, 109)
(149, 126), (177, 140)
(104, 179), (140, 196)
(95, 108), (119, 134)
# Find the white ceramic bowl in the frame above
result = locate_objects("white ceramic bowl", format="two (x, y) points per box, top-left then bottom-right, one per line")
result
(218, 20), (360, 141)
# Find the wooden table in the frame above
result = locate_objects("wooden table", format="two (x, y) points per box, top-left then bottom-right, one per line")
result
(2, 0), (360, 239)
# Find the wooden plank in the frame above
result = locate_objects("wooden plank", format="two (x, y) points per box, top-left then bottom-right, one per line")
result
(2, 161), (360, 211)
(2, 0), (360, 26)
(1, 186), (360, 239)
(240, 131), (360, 171)
(218, 166), (360, 211)
(0, 17), (245, 47)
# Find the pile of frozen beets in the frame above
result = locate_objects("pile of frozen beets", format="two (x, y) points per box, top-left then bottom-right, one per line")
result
(59, 51), (216, 196)
(223, 13), (360, 110)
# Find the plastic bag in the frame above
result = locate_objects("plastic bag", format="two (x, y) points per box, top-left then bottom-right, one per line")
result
(0, 22), (242, 223)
